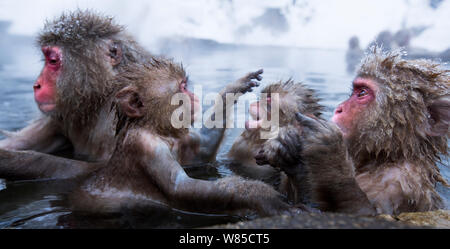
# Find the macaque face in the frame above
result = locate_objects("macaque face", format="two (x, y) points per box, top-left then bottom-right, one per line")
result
(34, 46), (62, 113)
(332, 77), (378, 137)
(246, 95), (271, 130)
(150, 75), (199, 124)
(179, 78), (199, 123)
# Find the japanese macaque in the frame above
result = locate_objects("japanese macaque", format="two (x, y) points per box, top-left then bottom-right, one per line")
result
(257, 47), (449, 215)
(228, 80), (324, 204)
(69, 60), (288, 217)
(0, 10), (255, 180)
(0, 10), (151, 179)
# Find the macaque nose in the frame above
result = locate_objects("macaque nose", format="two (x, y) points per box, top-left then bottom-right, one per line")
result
(335, 106), (343, 115)
(33, 83), (41, 91)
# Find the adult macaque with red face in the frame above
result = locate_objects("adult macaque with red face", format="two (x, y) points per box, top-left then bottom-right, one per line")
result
(0, 11), (152, 180)
(0, 10), (261, 180)
(0, 11), (151, 160)
(257, 48), (449, 215)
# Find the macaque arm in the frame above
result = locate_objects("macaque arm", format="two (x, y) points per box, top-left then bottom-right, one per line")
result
(0, 149), (102, 180)
(257, 114), (376, 215)
(310, 169), (377, 216)
(142, 138), (287, 216)
(0, 116), (68, 154)
(294, 113), (377, 215)
(189, 69), (263, 163)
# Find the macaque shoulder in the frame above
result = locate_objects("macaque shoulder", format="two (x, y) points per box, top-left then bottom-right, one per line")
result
(131, 130), (173, 156)
(356, 162), (443, 214)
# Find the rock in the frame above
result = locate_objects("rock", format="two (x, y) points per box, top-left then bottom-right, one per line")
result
(206, 212), (424, 229)
(377, 214), (396, 222)
(207, 210), (450, 229)
(395, 210), (450, 228)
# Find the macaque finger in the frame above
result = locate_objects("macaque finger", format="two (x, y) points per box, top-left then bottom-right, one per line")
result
(252, 69), (264, 80)
(255, 149), (270, 165)
(242, 69), (263, 83)
(250, 80), (261, 87)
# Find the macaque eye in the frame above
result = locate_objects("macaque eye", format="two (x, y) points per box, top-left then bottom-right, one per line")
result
(181, 77), (189, 89)
(357, 88), (369, 98)
(42, 47), (61, 66)
(46, 52), (61, 66)
(180, 79), (188, 91)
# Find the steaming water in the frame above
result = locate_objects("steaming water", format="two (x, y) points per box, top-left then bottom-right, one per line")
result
(0, 37), (448, 228)
(1, 0), (450, 51)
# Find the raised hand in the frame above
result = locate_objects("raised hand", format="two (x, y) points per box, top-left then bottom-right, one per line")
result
(254, 125), (304, 175)
(224, 69), (263, 95)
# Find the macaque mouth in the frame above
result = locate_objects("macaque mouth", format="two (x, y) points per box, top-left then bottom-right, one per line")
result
(37, 102), (57, 113)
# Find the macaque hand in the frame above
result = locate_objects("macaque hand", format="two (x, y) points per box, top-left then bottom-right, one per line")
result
(224, 69), (263, 95)
(254, 125), (304, 175)
(240, 179), (290, 216)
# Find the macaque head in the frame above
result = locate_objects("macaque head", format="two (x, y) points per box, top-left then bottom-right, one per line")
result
(34, 10), (146, 117)
(114, 58), (199, 138)
(246, 80), (322, 130)
(332, 47), (449, 163)
(332, 77), (378, 137)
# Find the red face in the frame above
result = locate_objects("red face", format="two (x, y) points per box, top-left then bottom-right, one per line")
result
(246, 96), (271, 130)
(179, 78), (199, 123)
(331, 77), (377, 137)
(34, 46), (62, 113)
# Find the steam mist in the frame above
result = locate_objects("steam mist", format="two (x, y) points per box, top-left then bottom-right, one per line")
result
(1, 0), (449, 52)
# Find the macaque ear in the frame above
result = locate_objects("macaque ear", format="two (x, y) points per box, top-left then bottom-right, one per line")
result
(425, 96), (450, 136)
(107, 41), (122, 66)
(115, 86), (144, 118)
